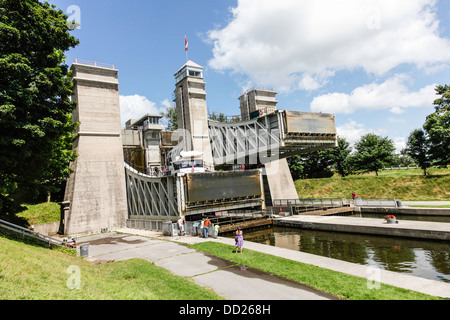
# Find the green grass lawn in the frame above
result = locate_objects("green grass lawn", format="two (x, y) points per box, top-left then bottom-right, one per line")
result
(0, 235), (222, 300)
(296, 168), (450, 201)
(17, 202), (61, 225)
(188, 242), (443, 300)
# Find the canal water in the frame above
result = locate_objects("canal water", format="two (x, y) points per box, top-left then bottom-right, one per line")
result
(234, 215), (450, 283)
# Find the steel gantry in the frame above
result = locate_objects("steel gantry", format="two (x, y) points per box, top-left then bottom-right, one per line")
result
(208, 110), (338, 166)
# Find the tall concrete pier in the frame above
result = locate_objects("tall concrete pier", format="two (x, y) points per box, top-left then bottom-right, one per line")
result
(174, 61), (214, 169)
(61, 62), (128, 236)
(238, 88), (299, 204)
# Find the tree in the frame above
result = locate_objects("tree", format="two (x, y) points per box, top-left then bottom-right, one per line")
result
(405, 129), (431, 175)
(393, 151), (415, 167)
(423, 85), (449, 167)
(331, 136), (353, 177)
(288, 149), (334, 179)
(161, 105), (178, 131)
(288, 137), (352, 179)
(287, 155), (304, 180)
(209, 111), (227, 123)
(0, 0), (79, 217)
(350, 134), (395, 176)
(302, 149), (335, 178)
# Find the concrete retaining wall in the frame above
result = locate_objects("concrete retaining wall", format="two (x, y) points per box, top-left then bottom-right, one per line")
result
(34, 222), (59, 236)
(274, 216), (450, 241)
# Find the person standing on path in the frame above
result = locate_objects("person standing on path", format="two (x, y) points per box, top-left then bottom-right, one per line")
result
(352, 192), (356, 205)
(177, 216), (185, 236)
(214, 224), (220, 238)
(235, 228), (244, 253)
(200, 218), (205, 238)
(204, 217), (211, 238)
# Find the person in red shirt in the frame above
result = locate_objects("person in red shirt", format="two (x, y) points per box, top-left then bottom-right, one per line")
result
(203, 217), (211, 238)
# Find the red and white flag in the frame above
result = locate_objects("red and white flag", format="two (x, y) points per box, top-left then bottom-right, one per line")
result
(185, 35), (189, 52)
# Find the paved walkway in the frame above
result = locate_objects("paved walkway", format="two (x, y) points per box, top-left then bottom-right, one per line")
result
(80, 230), (334, 300)
(79, 228), (450, 300)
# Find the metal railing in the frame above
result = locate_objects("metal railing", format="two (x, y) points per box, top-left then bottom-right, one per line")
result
(273, 198), (349, 207)
(273, 198), (398, 208)
(355, 198), (398, 207)
(74, 58), (115, 69)
(0, 219), (67, 248)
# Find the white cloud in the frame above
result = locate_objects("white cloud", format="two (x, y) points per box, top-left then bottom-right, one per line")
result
(119, 95), (165, 127)
(393, 137), (407, 154)
(207, 0), (450, 91)
(337, 120), (406, 153)
(387, 117), (406, 124)
(337, 120), (386, 146)
(310, 74), (436, 114)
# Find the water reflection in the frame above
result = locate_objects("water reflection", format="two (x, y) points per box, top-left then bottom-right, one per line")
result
(240, 227), (450, 283)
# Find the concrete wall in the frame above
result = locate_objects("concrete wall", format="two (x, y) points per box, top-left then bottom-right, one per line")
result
(34, 222), (60, 236)
(264, 159), (298, 201)
(62, 64), (128, 236)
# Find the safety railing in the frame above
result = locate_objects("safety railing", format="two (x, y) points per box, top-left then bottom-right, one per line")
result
(273, 198), (349, 207)
(74, 58), (115, 69)
(355, 198), (398, 207)
(273, 198), (398, 208)
(0, 218), (69, 248)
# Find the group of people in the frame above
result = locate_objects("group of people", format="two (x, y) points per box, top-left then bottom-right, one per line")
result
(199, 217), (218, 238)
(177, 216), (244, 253)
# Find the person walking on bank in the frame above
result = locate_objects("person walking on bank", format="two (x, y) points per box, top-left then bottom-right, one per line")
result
(204, 217), (211, 238)
(235, 228), (244, 253)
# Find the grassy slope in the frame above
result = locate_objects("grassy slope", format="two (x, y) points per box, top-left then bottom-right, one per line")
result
(189, 242), (442, 300)
(295, 168), (450, 201)
(0, 235), (222, 300)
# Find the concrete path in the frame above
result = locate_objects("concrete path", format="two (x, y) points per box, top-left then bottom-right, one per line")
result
(78, 228), (450, 299)
(80, 231), (334, 300)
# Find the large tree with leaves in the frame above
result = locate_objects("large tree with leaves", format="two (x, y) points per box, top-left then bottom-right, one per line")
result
(405, 129), (431, 175)
(331, 136), (353, 177)
(0, 0), (79, 217)
(423, 85), (449, 167)
(350, 134), (395, 176)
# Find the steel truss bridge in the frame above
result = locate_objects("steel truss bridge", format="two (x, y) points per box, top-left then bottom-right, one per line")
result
(209, 110), (337, 166)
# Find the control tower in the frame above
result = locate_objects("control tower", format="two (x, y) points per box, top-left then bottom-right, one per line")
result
(239, 88), (278, 120)
(173, 61), (214, 169)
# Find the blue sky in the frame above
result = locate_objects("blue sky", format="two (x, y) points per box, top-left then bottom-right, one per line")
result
(50, 0), (450, 152)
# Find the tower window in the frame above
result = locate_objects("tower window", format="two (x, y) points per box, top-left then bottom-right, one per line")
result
(188, 70), (201, 77)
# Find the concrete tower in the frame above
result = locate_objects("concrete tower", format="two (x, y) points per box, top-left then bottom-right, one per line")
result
(238, 88), (297, 204)
(61, 62), (128, 236)
(174, 61), (214, 169)
(239, 88), (278, 121)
